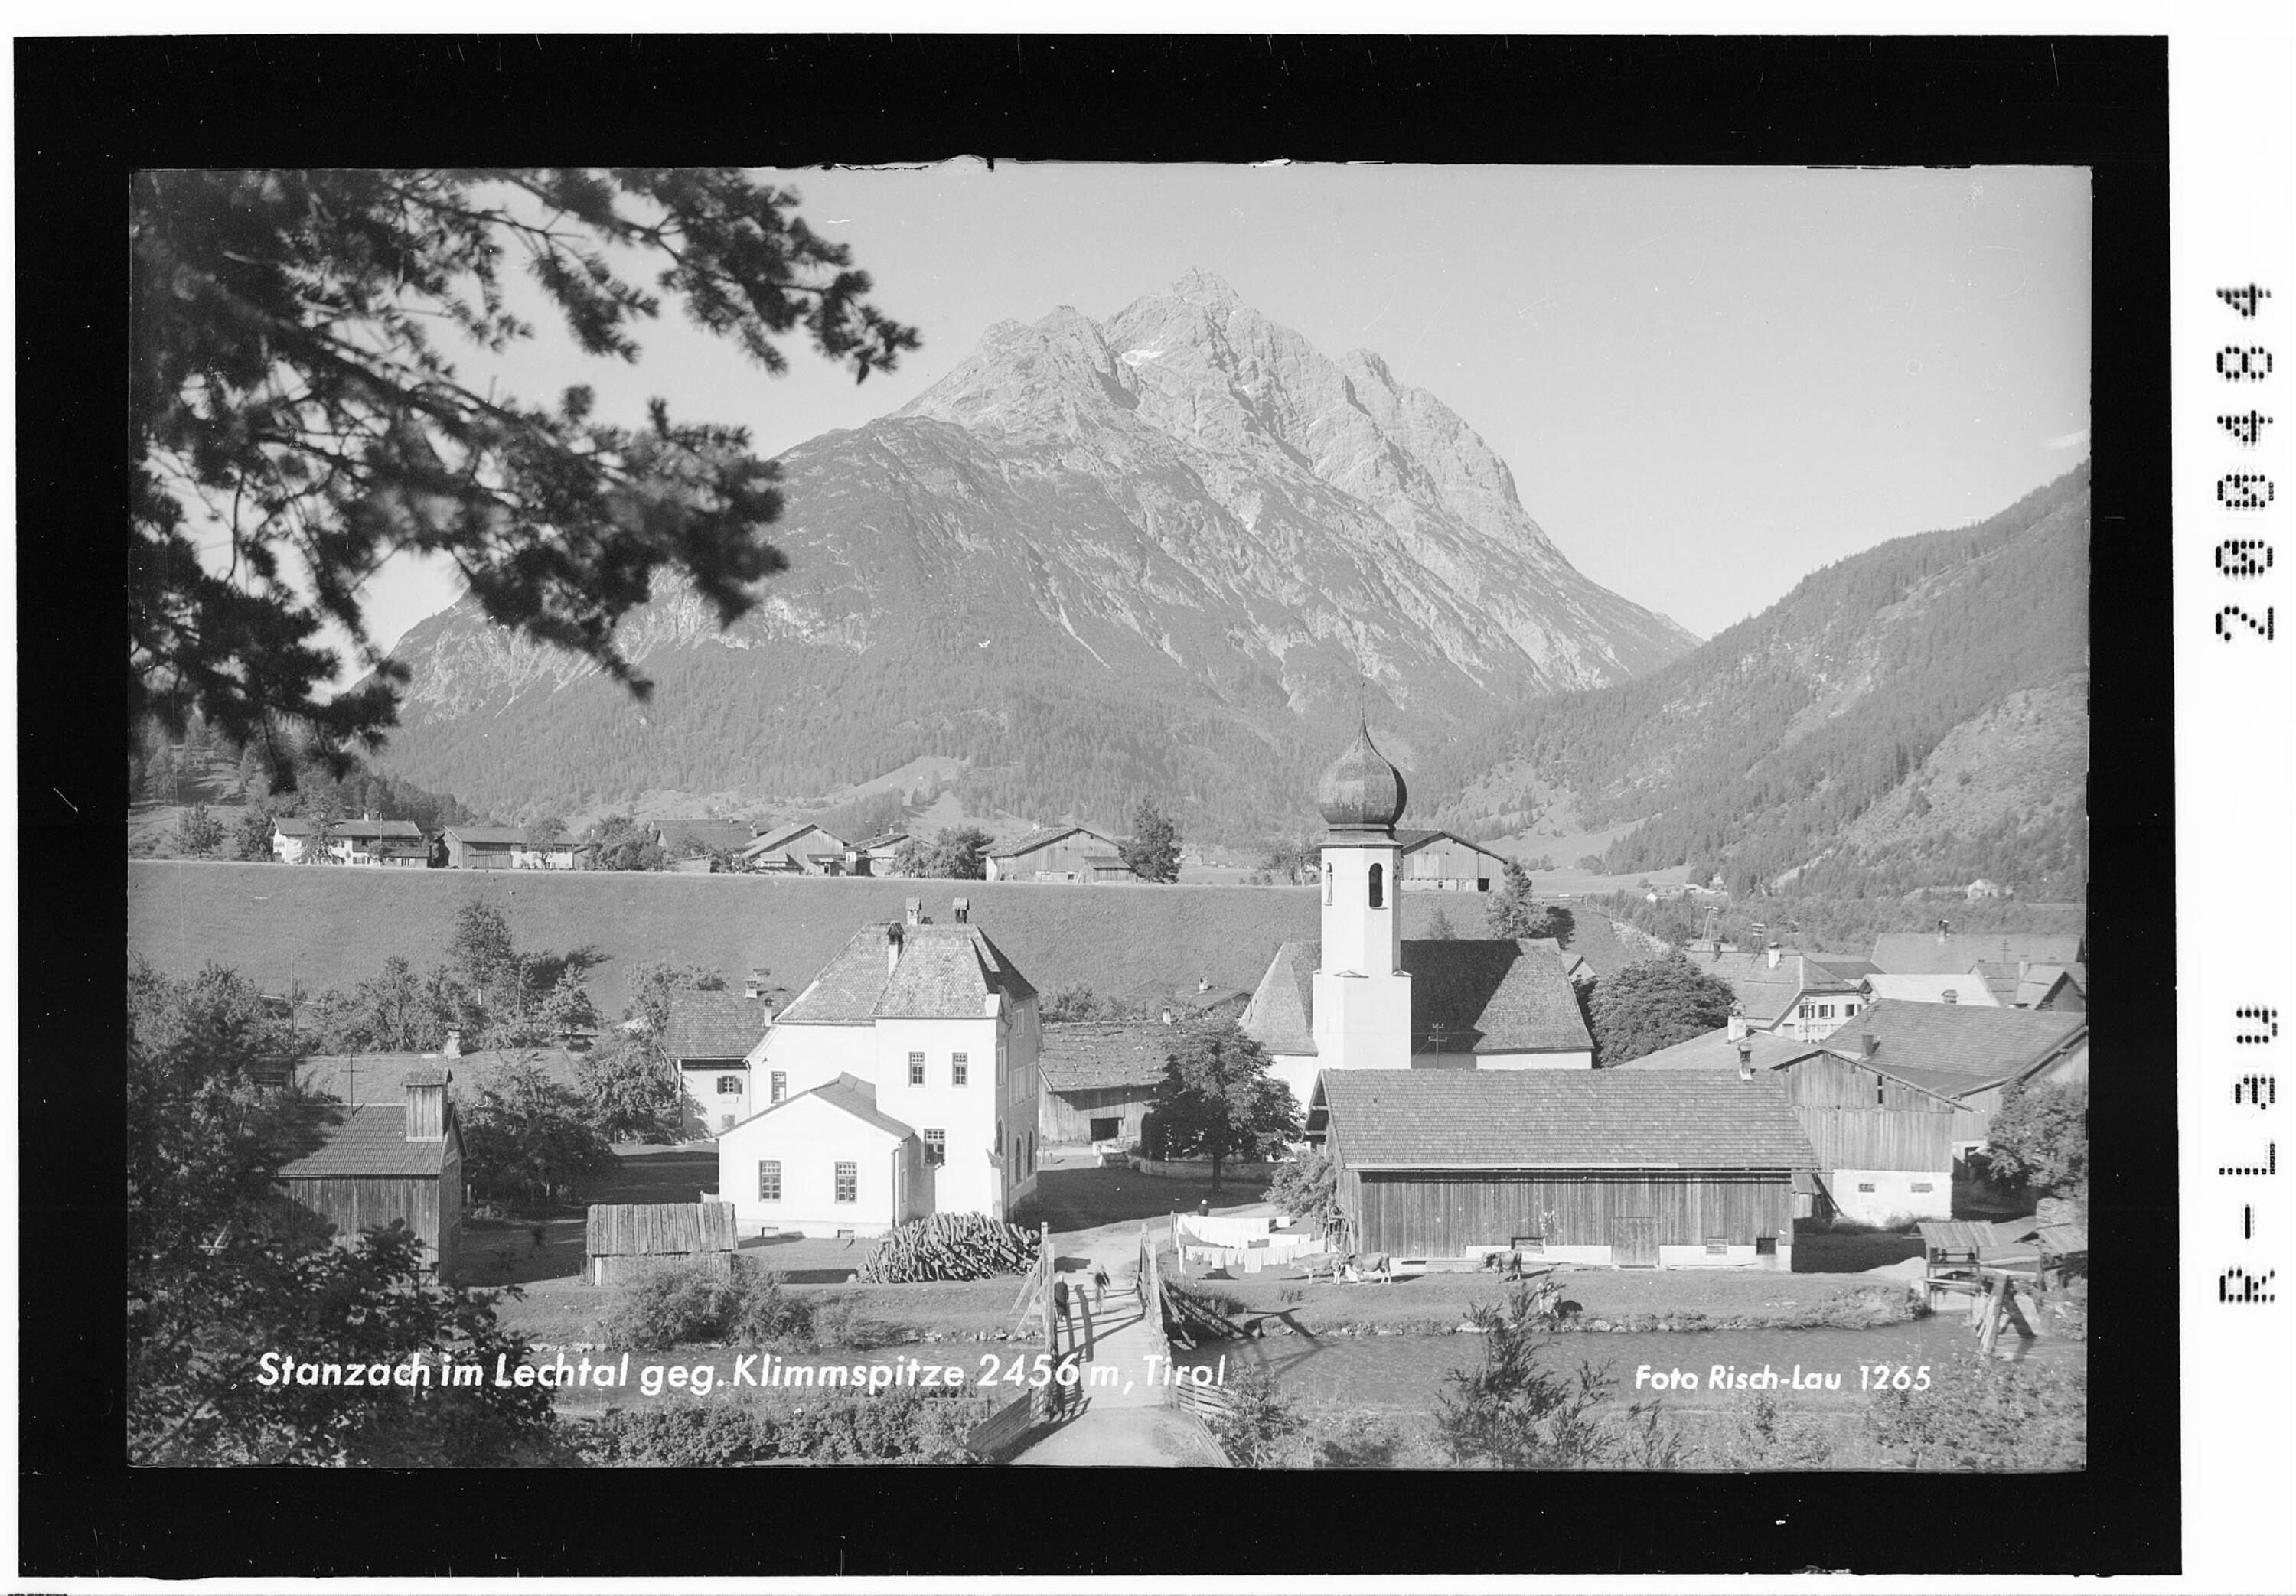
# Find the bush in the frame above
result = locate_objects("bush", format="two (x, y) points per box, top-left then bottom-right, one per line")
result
(1208, 1360), (1303, 1467)
(1139, 1109), (1169, 1161)
(1864, 1347), (2086, 1470)
(598, 1259), (815, 1352)
(1707, 1392), (1839, 1469)
(1313, 1412), (1404, 1469)
(580, 1387), (997, 1466)
(1266, 1152), (1345, 1238)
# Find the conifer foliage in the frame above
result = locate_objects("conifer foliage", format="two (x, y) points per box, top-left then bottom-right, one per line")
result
(129, 168), (918, 769)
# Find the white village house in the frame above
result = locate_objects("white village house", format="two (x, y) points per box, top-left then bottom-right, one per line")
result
(716, 897), (1040, 1238)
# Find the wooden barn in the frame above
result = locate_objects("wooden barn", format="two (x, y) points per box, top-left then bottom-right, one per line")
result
(1038, 1022), (1175, 1146)
(585, 1201), (740, 1287)
(1394, 828), (1511, 892)
(1311, 1070), (1815, 1269)
(439, 825), (526, 869)
(985, 826), (1134, 884)
(274, 1070), (464, 1281)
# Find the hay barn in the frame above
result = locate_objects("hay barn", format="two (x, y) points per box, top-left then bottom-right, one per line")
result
(585, 1201), (740, 1287)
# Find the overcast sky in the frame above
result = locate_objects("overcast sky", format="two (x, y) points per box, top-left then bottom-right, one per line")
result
(362, 162), (2090, 653)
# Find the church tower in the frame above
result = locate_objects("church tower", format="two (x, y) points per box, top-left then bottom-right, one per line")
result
(1311, 719), (1414, 1073)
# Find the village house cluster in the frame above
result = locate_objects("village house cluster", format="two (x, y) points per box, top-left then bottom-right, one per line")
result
(265, 724), (2087, 1295)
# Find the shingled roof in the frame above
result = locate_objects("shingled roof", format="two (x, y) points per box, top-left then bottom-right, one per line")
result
(1316, 1070), (1817, 1171)
(1678, 949), (1871, 1026)
(1239, 938), (1593, 1056)
(1241, 941), (1319, 1055)
(276, 1103), (454, 1179)
(1860, 972), (2002, 1007)
(1039, 1023), (1177, 1093)
(297, 1049), (585, 1105)
(1869, 931), (2084, 975)
(1842, 998), (2088, 1093)
(661, 991), (773, 1061)
(1612, 1028), (1851, 1073)
(987, 824), (1120, 860)
(775, 918), (1036, 1024)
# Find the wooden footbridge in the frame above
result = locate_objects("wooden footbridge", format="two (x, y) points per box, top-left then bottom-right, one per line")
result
(1918, 1217), (2089, 1354)
(966, 1223), (1231, 1467)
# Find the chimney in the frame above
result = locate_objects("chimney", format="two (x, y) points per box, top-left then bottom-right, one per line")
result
(405, 1069), (448, 1142)
(1198, 976), (1210, 993)
(1162, 1007), (1176, 1026)
(1862, 1031), (1878, 1060)
(1943, 989), (1958, 1004)
(952, 896), (970, 924)
(1766, 942), (1781, 969)
(442, 1026), (462, 1059)
(1936, 918), (1952, 943)
(745, 967), (768, 1000)
(905, 897), (922, 927)
(1737, 1041), (1754, 1082)
(885, 924), (905, 975)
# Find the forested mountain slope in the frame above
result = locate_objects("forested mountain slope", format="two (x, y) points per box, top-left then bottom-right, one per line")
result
(369, 271), (1693, 839)
(1420, 466), (2090, 898)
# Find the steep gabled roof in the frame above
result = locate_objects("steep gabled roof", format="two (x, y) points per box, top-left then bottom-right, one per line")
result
(1240, 940), (1319, 1056)
(1869, 932), (2084, 975)
(1317, 1070), (1816, 1171)
(276, 1103), (454, 1179)
(722, 1072), (915, 1141)
(662, 991), (773, 1061)
(775, 920), (1035, 1024)
(1677, 949), (1869, 1026)
(1843, 998), (2088, 1093)
(334, 819), (424, 841)
(2015, 964), (2083, 1008)
(1239, 938), (1593, 1056)
(1404, 939), (1593, 1053)
(848, 830), (910, 852)
(1039, 1023), (1177, 1093)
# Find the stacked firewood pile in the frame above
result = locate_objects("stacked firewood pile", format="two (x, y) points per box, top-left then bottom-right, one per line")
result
(856, 1213), (1039, 1282)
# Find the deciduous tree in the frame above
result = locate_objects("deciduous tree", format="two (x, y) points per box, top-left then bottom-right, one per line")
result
(1148, 1020), (1299, 1191)
(1981, 1080), (2088, 1200)
(459, 1057), (614, 1207)
(131, 168), (919, 774)
(1584, 953), (1739, 1066)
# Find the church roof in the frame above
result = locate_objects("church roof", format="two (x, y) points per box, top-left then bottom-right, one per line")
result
(1240, 941), (1320, 1056)
(1316, 721), (1408, 833)
(1238, 938), (1593, 1057)
(775, 920), (1037, 1024)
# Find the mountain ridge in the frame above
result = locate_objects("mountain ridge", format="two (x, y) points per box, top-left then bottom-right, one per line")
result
(373, 272), (1695, 836)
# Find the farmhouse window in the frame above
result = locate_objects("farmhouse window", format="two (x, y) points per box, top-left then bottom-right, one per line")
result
(1911, 1182), (1935, 1193)
(1756, 1236), (1778, 1256)
(770, 1071), (786, 1104)
(1857, 1182), (1877, 1193)
(953, 1054), (970, 1086)
(758, 1161), (782, 1202)
(1798, 1004), (1812, 1020)
(834, 1163), (858, 1204)
(924, 1129), (946, 1167)
(908, 1053), (926, 1086)
(1705, 1236), (1729, 1255)
(716, 1075), (743, 1096)
(1476, 877), (1491, 892)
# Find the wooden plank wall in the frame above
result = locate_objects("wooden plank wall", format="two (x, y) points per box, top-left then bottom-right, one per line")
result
(285, 1176), (443, 1265)
(1354, 1171), (1793, 1257)
(1042, 1085), (1153, 1144)
(1781, 1053), (1945, 1112)
(586, 1201), (739, 1258)
(1795, 1107), (1954, 1169)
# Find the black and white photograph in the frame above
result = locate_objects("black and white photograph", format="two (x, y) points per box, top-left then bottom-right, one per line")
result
(120, 155), (2097, 1475)
(21, 23), (2259, 1588)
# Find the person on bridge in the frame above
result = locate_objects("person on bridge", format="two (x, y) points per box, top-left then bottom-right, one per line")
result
(1052, 1275), (1072, 1347)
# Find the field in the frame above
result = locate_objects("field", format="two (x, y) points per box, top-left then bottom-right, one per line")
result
(128, 859), (1510, 1014)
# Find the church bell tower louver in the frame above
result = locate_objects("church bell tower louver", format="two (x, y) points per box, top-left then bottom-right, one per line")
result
(1312, 718), (1413, 1072)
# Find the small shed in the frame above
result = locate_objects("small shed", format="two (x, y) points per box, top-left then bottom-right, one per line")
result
(1039, 1022), (1175, 1145)
(585, 1200), (740, 1287)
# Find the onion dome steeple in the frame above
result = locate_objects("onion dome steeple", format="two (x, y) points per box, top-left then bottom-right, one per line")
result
(1316, 717), (1408, 835)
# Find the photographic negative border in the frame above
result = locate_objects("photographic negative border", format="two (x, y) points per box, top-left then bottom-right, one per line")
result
(15, 31), (2170, 1579)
